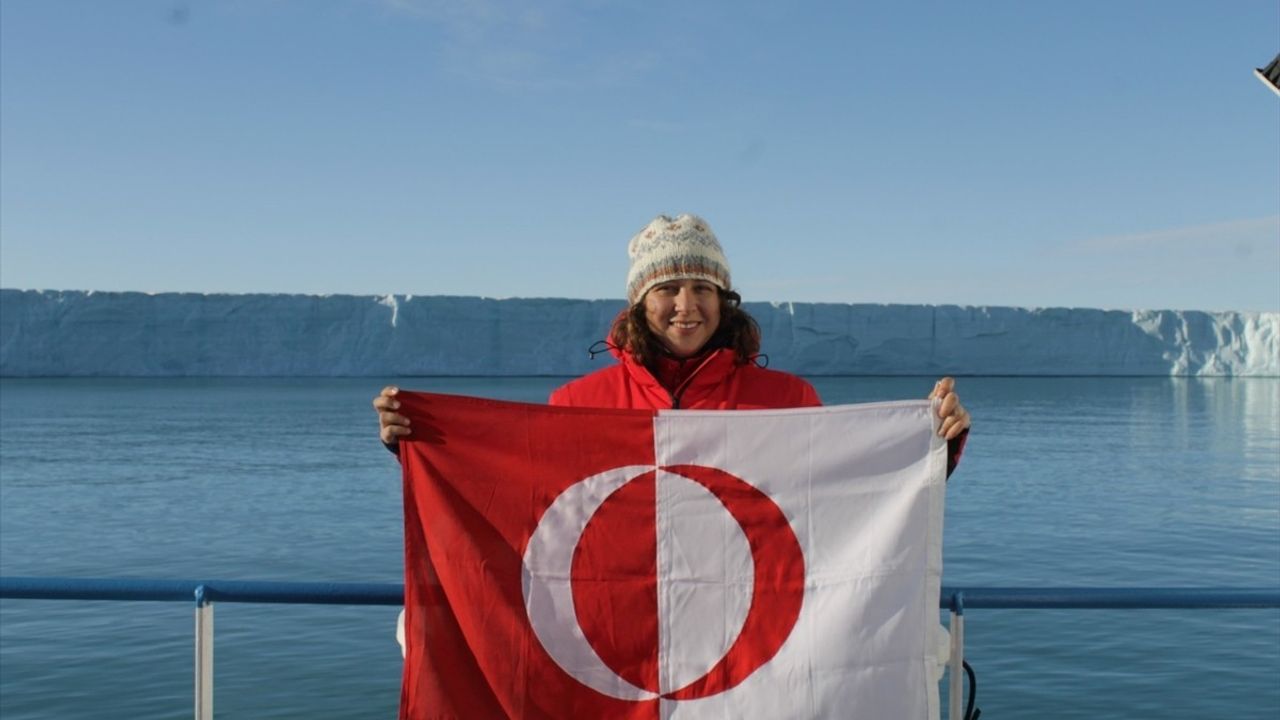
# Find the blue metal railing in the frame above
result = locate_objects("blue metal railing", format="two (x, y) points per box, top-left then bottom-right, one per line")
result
(943, 586), (1279, 610)
(6, 577), (1276, 609)
(3, 577), (1279, 720)
(0, 576), (404, 605)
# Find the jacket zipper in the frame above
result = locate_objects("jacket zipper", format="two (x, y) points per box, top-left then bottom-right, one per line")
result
(666, 352), (720, 410)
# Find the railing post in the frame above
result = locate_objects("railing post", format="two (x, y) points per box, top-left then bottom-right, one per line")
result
(948, 591), (965, 720)
(194, 585), (213, 720)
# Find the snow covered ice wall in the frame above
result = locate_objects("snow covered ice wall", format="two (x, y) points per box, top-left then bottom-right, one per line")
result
(1, 290), (1276, 377)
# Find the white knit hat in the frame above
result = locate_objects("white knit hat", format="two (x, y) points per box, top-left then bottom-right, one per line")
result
(626, 213), (732, 304)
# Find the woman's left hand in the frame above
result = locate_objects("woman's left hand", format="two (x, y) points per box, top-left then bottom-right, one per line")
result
(929, 377), (971, 440)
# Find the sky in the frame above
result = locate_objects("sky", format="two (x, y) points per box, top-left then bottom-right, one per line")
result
(1, 1), (1277, 312)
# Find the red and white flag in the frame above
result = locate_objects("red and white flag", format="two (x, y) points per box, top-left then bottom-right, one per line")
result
(397, 392), (948, 720)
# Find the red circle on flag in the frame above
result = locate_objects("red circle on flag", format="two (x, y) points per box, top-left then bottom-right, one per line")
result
(568, 464), (805, 700)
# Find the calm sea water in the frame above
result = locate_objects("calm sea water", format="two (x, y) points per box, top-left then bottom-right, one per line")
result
(1, 377), (1277, 719)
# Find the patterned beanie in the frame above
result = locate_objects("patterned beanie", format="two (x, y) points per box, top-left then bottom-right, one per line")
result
(626, 213), (732, 305)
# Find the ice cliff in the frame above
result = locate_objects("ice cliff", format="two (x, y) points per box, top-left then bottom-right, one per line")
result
(1, 290), (1276, 377)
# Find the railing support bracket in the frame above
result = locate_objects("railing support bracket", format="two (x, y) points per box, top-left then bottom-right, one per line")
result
(948, 591), (965, 720)
(194, 585), (213, 720)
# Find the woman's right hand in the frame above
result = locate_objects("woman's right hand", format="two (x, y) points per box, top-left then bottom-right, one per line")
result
(373, 385), (411, 445)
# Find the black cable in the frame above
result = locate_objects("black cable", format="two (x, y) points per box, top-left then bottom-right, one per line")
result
(963, 659), (981, 720)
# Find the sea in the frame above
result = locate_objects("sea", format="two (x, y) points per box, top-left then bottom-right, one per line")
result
(1, 376), (1277, 719)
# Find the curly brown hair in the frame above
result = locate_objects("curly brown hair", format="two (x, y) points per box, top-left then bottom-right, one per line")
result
(610, 289), (761, 368)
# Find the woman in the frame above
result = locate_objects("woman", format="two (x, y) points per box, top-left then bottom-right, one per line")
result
(375, 213), (970, 461)
(375, 213), (969, 659)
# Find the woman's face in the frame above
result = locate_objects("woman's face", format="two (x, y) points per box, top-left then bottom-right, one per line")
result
(642, 279), (722, 359)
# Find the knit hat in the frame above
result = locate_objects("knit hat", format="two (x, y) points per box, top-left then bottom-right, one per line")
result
(626, 213), (732, 304)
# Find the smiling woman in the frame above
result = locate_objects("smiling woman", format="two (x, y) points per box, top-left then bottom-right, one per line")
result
(547, 214), (823, 411)
(545, 214), (968, 437)
(374, 213), (971, 439)
(609, 218), (761, 371)
(640, 279), (722, 360)
(371, 212), (972, 667)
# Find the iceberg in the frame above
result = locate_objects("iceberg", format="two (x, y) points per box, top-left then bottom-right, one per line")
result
(1, 290), (1275, 377)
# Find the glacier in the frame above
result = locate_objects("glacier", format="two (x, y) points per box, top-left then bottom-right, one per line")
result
(1, 289), (1276, 377)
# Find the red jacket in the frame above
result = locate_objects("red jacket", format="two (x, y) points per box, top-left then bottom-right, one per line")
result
(549, 347), (821, 410)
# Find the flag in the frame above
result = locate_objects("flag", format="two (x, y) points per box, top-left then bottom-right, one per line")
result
(397, 391), (948, 719)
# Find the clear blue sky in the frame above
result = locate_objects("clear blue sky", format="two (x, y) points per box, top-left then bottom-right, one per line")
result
(2, 1), (1277, 311)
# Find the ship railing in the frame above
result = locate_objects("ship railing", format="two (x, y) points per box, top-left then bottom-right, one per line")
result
(2, 577), (1277, 720)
